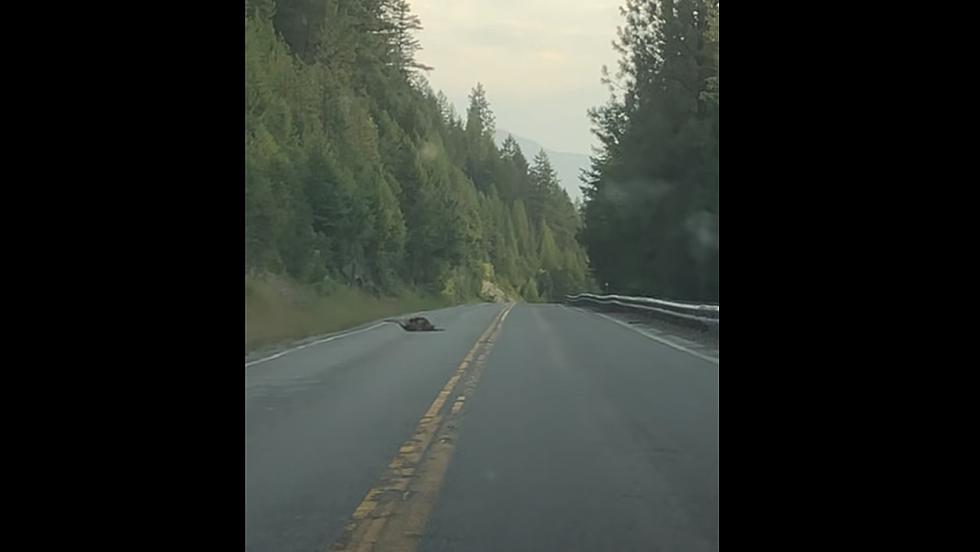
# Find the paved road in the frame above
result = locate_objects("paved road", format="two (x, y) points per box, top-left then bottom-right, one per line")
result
(245, 303), (718, 552)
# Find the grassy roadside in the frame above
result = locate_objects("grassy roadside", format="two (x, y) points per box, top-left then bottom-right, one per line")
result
(245, 275), (455, 352)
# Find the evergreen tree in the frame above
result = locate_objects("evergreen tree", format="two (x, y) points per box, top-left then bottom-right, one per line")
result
(581, 0), (718, 301)
(245, 2), (593, 301)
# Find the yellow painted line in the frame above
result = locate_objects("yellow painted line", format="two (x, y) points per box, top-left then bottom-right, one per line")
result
(329, 303), (514, 552)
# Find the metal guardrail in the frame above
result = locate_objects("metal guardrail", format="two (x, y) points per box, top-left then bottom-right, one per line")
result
(565, 293), (720, 326)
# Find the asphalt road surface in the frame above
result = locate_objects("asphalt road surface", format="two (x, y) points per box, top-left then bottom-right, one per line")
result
(245, 302), (718, 552)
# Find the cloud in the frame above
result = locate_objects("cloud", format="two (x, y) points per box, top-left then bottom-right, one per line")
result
(410, 0), (622, 153)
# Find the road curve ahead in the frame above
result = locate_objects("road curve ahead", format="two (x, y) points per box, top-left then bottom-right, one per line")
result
(245, 303), (718, 552)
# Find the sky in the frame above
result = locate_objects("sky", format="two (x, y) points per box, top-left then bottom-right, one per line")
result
(410, 0), (623, 155)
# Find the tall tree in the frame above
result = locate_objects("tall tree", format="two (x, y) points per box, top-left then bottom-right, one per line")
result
(380, 0), (433, 74)
(245, 4), (592, 301)
(581, 0), (718, 301)
(464, 83), (497, 193)
(465, 83), (495, 140)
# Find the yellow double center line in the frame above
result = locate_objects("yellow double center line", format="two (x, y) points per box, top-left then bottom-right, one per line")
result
(329, 303), (516, 552)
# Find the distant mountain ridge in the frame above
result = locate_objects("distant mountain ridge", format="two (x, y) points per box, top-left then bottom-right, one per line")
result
(494, 130), (588, 202)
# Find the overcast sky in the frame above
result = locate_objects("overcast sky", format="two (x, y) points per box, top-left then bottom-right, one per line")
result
(410, 0), (623, 155)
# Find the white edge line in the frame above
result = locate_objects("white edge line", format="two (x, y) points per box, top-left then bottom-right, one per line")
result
(567, 293), (719, 312)
(563, 305), (719, 365)
(245, 322), (389, 368)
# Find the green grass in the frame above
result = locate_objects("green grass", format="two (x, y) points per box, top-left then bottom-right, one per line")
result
(245, 275), (454, 352)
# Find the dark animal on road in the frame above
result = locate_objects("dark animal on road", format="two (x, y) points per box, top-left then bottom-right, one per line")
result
(385, 316), (443, 332)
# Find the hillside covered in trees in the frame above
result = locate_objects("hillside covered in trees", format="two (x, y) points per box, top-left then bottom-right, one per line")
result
(582, 0), (719, 302)
(245, 0), (592, 304)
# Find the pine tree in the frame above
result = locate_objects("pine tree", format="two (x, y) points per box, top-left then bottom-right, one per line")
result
(245, 4), (594, 300)
(380, 0), (433, 74)
(580, 0), (718, 301)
